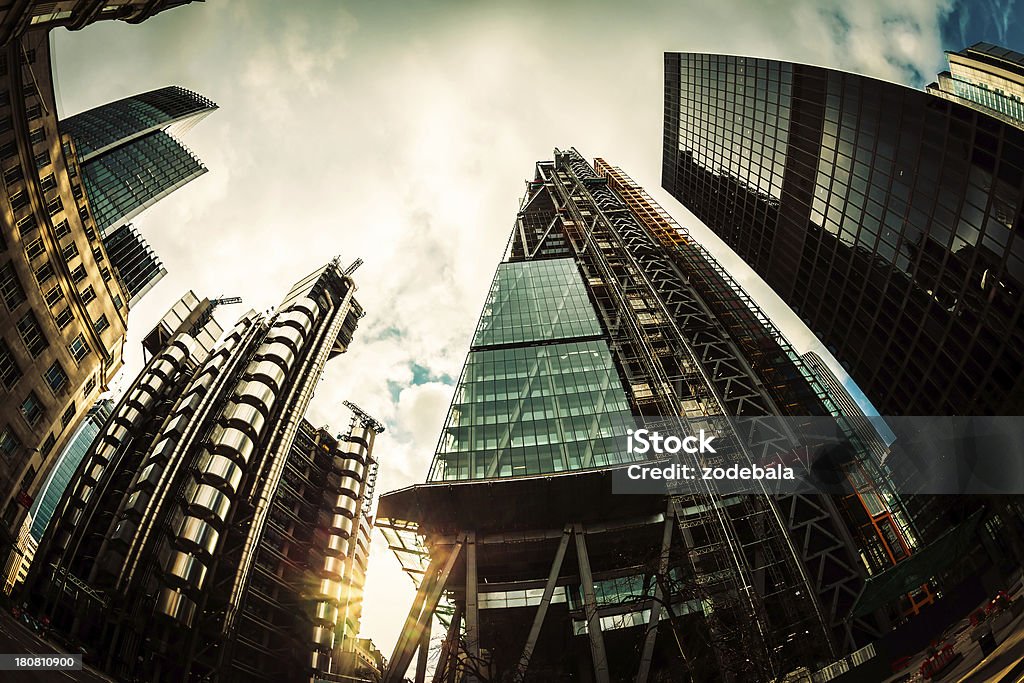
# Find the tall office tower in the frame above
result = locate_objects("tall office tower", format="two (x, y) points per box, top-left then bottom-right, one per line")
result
(230, 402), (384, 683)
(0, 1), (200, 46)
(60, 85), (217, 301)
(62, 85), (216, 236)
(0, 25), (131, 575)
(27, 260), (366, 683)
(662, 53), (1024, 418)
(379, 150), (907, 683)
(927, 43), (1024, 130)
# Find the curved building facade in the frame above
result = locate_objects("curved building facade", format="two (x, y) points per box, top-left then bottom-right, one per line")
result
(27, 261), (368, 682)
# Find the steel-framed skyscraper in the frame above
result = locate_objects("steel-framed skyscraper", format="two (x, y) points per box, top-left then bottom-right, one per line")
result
(379, 150), (911, 683)
(27, 259), (370, 682)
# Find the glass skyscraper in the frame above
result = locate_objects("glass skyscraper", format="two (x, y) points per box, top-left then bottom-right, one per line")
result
(662, 53), (1024, 418)
(379, 150), (912, 683)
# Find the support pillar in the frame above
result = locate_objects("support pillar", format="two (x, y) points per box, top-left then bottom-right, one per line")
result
(575, 525), (610, 683)
(636, 506), (676, 683)
(515, 525), (572, 681)
(464, 531), (481, 682)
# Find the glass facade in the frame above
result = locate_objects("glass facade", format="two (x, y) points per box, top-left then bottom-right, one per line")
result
(61, 85), (217, 162)
(103, 223), (166, 306)
(663, 53), (1024, 416)
(29, 399), (112, 540)
(80, 130), (206, 236)
(928, 43), (1024, 129)
(430, 258), (635, 481)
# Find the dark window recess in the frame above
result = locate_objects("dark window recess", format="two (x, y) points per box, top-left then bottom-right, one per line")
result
(80, 285), (96, 304)
(0, 262), (26, 310)
(20, 391), (44, 427)
(84, 226), (96, 242)
(55, 306), (73, 329)
(3, 164), (23, 185)
(44, 284), (63, 306)
(61, 403), (75, 428)
(77, 205), (88, 222)
(33, 150), (50, 169)
(61, 241), (78, 261)
(10, 190), (27, 211)
(44, 360), (68, 392)
(40, 173), (56, 192)
(0, 425), (20, 458)
(71, 264), (86, 283)
(16, 311), (48, 357)
(0, 338), (22, 390)
(26, 104), (42, 121)
(69, 334), (90, 363)
(34, 260), (54, 285)
(29, 127), (45, 145)
(46, 196), (62, 216)
(82, 374), (96, 394)
(93, 315), (110, 334)
(40, 433), (56, 456)
(25, 238), (44, 260)
(16, 215), (38, 233)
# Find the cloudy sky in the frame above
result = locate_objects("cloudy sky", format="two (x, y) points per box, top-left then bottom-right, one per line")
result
(48, 0), (1018, 660)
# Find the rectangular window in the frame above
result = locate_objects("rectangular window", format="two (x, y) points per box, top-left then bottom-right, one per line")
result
(43, 360), (68, 392)
(10, 190), (27, 211)
(61, 402), (75, 428)
(34, 260), (54, 285)
(34, 150), (50, 169)
(16, 311), (48, 357)
(72, 184), (83, 200)
(80, 285), (96, 305)
(100, 267), (111, 282)
(113, 294), (123, 310)
(25, 237), (44, 260)
(29, 127), (45, 144)
(46, 196), (62, 216)
(82, 374), (96, 395)
(0, 338), (21, 390)
(71, 264), (86, 283)
(40, 173), (56, 192)
(84, 226), (96, 242)
(77, 205), (88, 222)
(44, 283), (64, 307)
(54, 219), (70, 239)
(0, 424), (20, 459)
(0, 262), (26, 310)
(61, 241), (78, 261)
(16, 214), (37, 233)
(26, 104), (41, 121)
(69, 334), (89, 362)
(40, 433), (55, 456)
(91, 246), (103, 263)
(93, 315), (110, 334)
(3, 164), (23, 185)
(0, 141), (14, 159)
(54, 306), (73, 329)
(20, 391), (44, 426)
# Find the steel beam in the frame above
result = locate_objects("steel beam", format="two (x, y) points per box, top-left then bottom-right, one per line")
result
(384, 538), (465, 683)
(636, 503), (677, 683)
(575, 525), (610, 683)
(515, 525), (573, 680)
(464, 531), (481, 682)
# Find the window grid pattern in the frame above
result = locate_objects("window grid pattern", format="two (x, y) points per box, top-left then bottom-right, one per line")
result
(472, 259), (602, 347)
(663, 53), (1024, 415)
